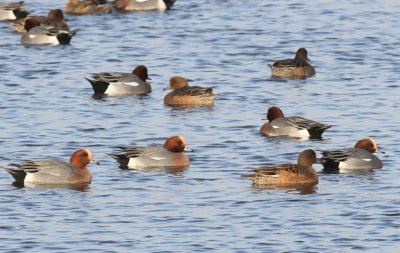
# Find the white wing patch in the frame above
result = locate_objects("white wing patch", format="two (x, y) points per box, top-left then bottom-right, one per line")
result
(29, 34), (37, 38)
(272, 125), (279, 129)
(124, 82), (140, 87)
(152, 157), (166, 161)
(362, 158), (372, 162)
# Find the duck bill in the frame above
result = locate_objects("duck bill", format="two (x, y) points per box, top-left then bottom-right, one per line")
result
(90, 160), (100, 165)
(163, 86), (171, 91)
(376, 147), (385, 154)
(184, 146), (193, 152)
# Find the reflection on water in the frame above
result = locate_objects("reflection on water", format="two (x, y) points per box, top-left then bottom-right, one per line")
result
(269, 75), (310, 81)
(251, 183), (318, 195)
(322, 168), (379, 176)
(12, 181), (91, 192)
(120, 165), (189, 175)
(164, 103), (215, 110)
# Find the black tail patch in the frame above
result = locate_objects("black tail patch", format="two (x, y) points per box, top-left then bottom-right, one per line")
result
(5, 168), (27, 183)
(307, 125), (332, 139)
(85, 78), (109, 95)
(13, 9), (30, 19)
(57, 31), (76, 45)
(107, 153), (129, 167)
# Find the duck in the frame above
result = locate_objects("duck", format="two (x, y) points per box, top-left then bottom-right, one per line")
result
(260, 106), (331, 139)
(268, 48), (315, 78)
(20, 18), (77, 45)
(108, 135), (190, 168)
(114, 0), (176, 12)
(163, 76), (217, 106)
(0, 1), (30, 21)
(85, 65), (151, 97)
(64, 0), (112, 15)
(1, 149), (94, 185)
(10, 8), (69, 33)
(243, 149), (319, 185)
(321, 138), (382, 171)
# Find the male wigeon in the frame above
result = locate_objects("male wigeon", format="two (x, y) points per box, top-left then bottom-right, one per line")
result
(0, 1), (30, 21)
(64, 0), (112, 15)
(260, 106), (331, 139)
(113, 0), (176, 12)
(321, 138), (382, 171)
(243, 149), (319, 185)
(108, 135), (190, 168)
(10, 9), (69, 33)
(268, 48), (315, 78)
(164, 76), (218, 106)
(2, 149), (94, 185)
(20, 18), (77, 45)
(86, 65), (151, 97)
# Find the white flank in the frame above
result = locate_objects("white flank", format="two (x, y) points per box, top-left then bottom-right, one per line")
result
(24, 173), (37, 183)
(296, 129), (310, 138)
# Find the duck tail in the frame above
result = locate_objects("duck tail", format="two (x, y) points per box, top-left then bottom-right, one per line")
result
(307, 124), (332, 139)
(106, 153), (130, 167)
(57, 30), (77, 45)
(85, 78), (109, 95)
(13, 9), (30, 19)
(1, 165), (26, 183)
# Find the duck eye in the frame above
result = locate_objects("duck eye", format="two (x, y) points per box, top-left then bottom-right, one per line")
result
(177, 140), (183, 145)
(81, 153), (88, 158)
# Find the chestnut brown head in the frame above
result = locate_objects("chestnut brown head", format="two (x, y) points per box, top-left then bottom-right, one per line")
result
(267, 106), (284, 122)
(132, 65), (149, 82)
(163, 136), (187, 153)
(354, 139), (378, 153)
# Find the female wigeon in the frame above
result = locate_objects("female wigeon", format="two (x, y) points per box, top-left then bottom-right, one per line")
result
(108, 135), (190, 168)
(20, 18), (77, 45)
(10, 9), (69, 33)
(64, 0), (112, 15)
(0, 1), (30, 21)
(243, 149), (319, 185)
(260, 106), (331, 139)
(268, 48), (315, 78)
(2, 149), (94, 185)
(86, 65), (151, 97)
(114, 0), (176, 12)
(164, 76), (218, 106)
(321, 138), (382, 171)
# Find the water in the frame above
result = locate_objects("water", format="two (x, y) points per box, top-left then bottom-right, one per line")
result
(0, 0), (399, 252)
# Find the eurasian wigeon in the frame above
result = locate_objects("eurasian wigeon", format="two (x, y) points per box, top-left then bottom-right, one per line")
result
(268, 48), (315, 78)
(163, 76), (218, 107)
(0, 1), (30, 21)
(10, 9), (69, 33)
(108, 135), (190, 168)
(20, 18), (77, 45)
(243, 149), (319, 185)
(64, 0), (112, 15)
(321, 138), (382, 171)
(2, 149), (95, 185)
(260, 106), (331, 139)
(86, 65), (151, 97)
(114, 0), (176, 12)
